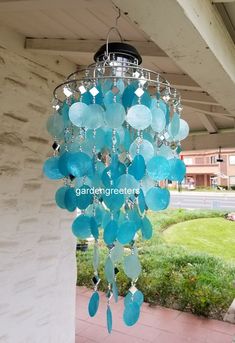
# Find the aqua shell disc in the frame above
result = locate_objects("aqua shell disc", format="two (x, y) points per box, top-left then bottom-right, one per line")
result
(117, 174), (139, 198)
(132, 90), (152, 108)
(43, 157), (64, 180)
(124, 290), (144, 307)
(68, 102), (88, 127)
(123, 253), (141, 279)
(110, 241), (124, 263)
(123, 302), (140, 326)
(145, 187), (170, 211)
(106, 306), (112, 334)
(85, 104), (104, 129)
(168, 112), (180, 138)
(104, 103), (126, 128)
(46, 113), (64, 138)
(146, 156), (170, 181)
(103, 220), (119, 245)
(72, 215), (91, 239)
(90, 216), (99, 239)
(117, 220), (136, 244)
(103, 190), (124, 211)
(128, 154), (146, 181)
(58, 152), (73, 177)
(157, 144), (174, 160)
(76, 184), (93, 209)
(126, 104), (152, 130)
(138, 189), (146, 213)
(122, 82), (137, 110)
(55, 186), (67, 209)
(67, 152), (92, 177)
(103, 90), (122, 107)
(64, 187), (77, 212)
(129, 139), (154, 163)
(88, 291), (99, 317)
(141, 216), (153, 240)
(168, 158), (186, 182)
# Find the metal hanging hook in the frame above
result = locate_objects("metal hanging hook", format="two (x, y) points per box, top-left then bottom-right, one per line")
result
(104, 7), (123, 60)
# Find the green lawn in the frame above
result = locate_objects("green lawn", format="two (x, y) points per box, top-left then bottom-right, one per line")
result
(163, 218), (235, 261)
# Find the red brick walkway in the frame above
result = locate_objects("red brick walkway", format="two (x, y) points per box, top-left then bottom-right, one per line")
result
(76, 287), (235, 343)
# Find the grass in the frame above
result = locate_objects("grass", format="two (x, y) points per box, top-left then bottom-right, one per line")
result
(77, 208), (235, 319)
(163, 217), (235, 261)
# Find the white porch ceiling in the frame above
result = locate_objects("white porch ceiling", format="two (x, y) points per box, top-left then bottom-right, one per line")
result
(0, 0), (235, 150)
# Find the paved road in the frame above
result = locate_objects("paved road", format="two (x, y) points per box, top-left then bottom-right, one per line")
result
(170, 191), (235, 210)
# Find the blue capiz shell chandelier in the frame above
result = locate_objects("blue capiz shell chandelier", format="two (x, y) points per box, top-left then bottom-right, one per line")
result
(43, 31), (189, 333)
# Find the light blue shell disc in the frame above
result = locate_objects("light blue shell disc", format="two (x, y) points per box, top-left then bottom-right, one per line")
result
(103, 220), (119, 245)
(168, 112), (180, 137)
(106, 306), (112, 334)
(146, 156), (170, 181)
(126, 104), (152, 130)
(123, 302), (140, 326)
(128, 154), (146, 181)
(141, 216), (153, 240)
(174, 119), (189, 141)
(64, 187), (77, 212)
(104, 256), (114, 283)
(103, 191), (124, 211)
(151, 107), (166, 133)
(55, 186), (67, 209)
(117, 220), (136, 244)
(168, 158), (186, 182)
(104, 103), (126, 128)
(68, 102), (88, 127)
(88, 291), (99, 317)
(76, 184), (93, 209)
(117, 174), (139, 198)
(124, 290), (144, 307)
(85, 104), (104, 129)
(72, 215), (91, 239)
(145, 187), (170, 211)
(123, 253), (142, 280)
(129, 139), (154, 163)
(110, 241), (124, 263)
(90, 216), (99, 239)
(43, 157), (64, 180)
(103, 90), (122, 107)
(46, 113), (64, 138)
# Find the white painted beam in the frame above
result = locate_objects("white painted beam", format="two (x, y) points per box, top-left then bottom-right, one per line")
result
(180, 90), (218, 105)
(183, 103), (232, 118)
(113, 0), (235, 116)
(25, 38), (167, 58)
(197, 113), (218, 133)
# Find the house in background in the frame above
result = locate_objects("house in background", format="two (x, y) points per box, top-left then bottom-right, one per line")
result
(181, 149), (235, 189)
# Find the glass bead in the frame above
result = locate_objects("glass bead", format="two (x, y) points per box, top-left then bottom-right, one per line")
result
(103, 220), (119, 245)
(151, 107), (166, 133)
(104, 256), (114, 283)
(128, 155), (146, 181)
(43, 157), (64, 180)
(90, 217), (99, 239)
(124, 290), (144, 307)
(55, 186), (67, 209)
(72, 214), (91, 238)
(102, 191), (124, 211)
(123, 253), (141, 280)
(68, 102), (88, 127)
(85, 104), (104, 129)
(168, 158), (186, 182)
(76, 184), (93, 209)
(123, 302), (140, 326)
(174, 119), (189, 141)
(146, 156), (170, 181)
(145, 187), (170, 211)
(110, 241), (124, 263)
(106, 306), (112, 334)
(129, 139), (154, 163)
(88, 291), (99, 317)
(117, 220), (136, 245)
(64, 187), (77, 212)
(103, 103), (126, 128)
(141, 216), (153, 240)
(46, 113), (64, 138)
(126, 104), (152, 130)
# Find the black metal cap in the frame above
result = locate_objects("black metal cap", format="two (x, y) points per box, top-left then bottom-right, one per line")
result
(94, 42), (142, 65)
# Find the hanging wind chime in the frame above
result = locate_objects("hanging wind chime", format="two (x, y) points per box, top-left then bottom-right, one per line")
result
(43, 16), (189, 333)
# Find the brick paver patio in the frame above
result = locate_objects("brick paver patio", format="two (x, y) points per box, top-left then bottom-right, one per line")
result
(76, 287), (235, 343)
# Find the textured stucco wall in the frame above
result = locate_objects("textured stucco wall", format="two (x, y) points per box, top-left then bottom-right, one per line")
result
(0, 44), (77, 343)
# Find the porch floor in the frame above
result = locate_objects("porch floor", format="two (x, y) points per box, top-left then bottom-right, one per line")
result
(76, 287), (235, 343)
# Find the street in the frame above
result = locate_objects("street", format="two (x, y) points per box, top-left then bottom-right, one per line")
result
(170, 191), (235, 210)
